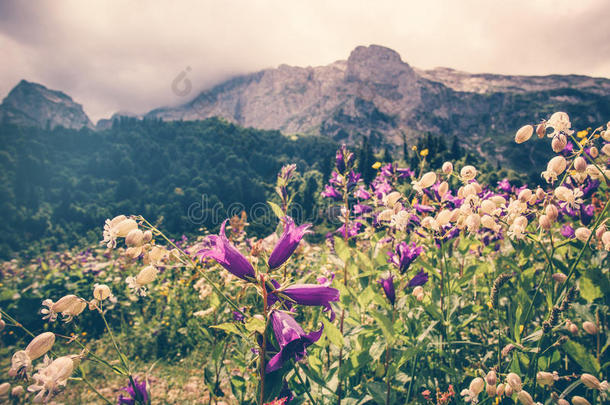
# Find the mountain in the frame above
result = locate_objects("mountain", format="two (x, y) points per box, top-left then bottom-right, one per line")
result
(147, 45), (610, 161)
(0, 80), (93, 130)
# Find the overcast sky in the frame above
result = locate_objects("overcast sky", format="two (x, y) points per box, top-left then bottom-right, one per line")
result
(1, 0), (609, 121)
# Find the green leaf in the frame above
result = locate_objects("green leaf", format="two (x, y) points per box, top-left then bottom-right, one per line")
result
(579, 276), (602, 302)
(211, 322), (242, 336)
(371, 312), (394, 342)
(322, 317), (344, 348)
(334, 236), (350, 264)
(267, 201), (284, 220)
(563, 340), (600, 374)
(245, 317), (266, 334)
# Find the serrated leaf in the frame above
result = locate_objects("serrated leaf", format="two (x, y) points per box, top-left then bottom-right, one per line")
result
(563, 340), (600, 374)
(267, 201), (284, 220)
(244, 317), (266, 334)
(322, 317), (344, 348)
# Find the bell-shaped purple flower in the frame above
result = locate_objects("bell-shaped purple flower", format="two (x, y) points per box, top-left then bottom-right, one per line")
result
(388, 241), (423, 274)
(321, 185), (342, 200)
(266, 311), (324, 373)
(196, 220), (256, 281)
(118, 378), (149, 405)
(378, 275), (396, 305)
(408, 269), (429, 287)
(354, 185), (372, 200)
(270, 284), (340, 320)
(580, 204), (595, 225)
(561, 224), (575, 238)
(268, 217), (311, 269)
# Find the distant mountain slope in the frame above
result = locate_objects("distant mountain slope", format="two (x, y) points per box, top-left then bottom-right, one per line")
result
(146, 45), (610, 156)
(0, 80), (93, 130)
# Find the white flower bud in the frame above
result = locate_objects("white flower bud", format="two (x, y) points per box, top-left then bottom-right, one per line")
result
(469, 377), (485, 395)
(546, 204), (559, 222)
(602, 231), (610, 251)
(547, 156), (567, 175)
(589, 146), (598, 158)
(586, 164), (604, 180)
(515, 125), (534, 144)
(460, 165), (477, 181)
(11, 385), (24, 397)
(536, 122), (546, 138)
(125, 229), (145, 247)
(504, 384), (513, 396)
(412, 286), (424, 297)
(419, 172), (437, 189)
(582, 321), (598, 335)
(551, 134), (567, 152)
(539, 215), (551, 230)
(51, 295), (80, 313)
(0, 318), (5, 331)
(557, 399), (569, 405)
(490, 195), (506, 207)
(442, 161), (453, 174)
(486, 383), (496, 397)
(518, 188), (532, 202)
(463, 184), (478, 197)
(93, 284), (111, 301)
(575, 227), (591, 242)
(438, 181), (449, 197)
(383, 191), (402, 208)
(436, 209), (452, 226)
(485, 370), (497, 386)
(136, 266), (158, 285)
(25, 332), (55, 360)
(601, 144), (610, 156)
(0, 382), (9, 396)
(143, 230), (153, 243)
(580, 373), (601, 390)
(535, 187), (545, 200)
(517, 390), (534, 405)
(536, 371), (555, 386)
(574, 156), (587, 172)
(571, 396), (591, 405)
(114, 218), (138, 237)
(506, 372), (522, 392)
(496, 383), (505, 396)
(568, 321), (579, 335)
(479, 200), (496, 215)
(552, 273), (567, 283)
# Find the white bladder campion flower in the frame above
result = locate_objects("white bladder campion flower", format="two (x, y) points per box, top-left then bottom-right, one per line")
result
(25, 332), (55, 360)
(102, 215), (138, 248)
(515, 125), (534, 144)
(8, 350), (32, 378)
(126, 265), (158, 296)
(460, 165), (477, 181)
(554, 186), (583, 209)
(93, 284), (112, 301)
(27, 356), (74, 403)
(412, 172), (436, 194)
(442, 161), (453, 174)
(546, 112), (573, 138)
(41, 295), (87, 322)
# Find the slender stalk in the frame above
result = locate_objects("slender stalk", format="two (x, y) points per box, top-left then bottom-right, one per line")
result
(295, 367), (317, 405)
(337, 183), (350, 405)
(385, 305), (396, 405)
(259, 275), (269, 405)
(405, 352), (419, 403)
(79, 366), (114, 405)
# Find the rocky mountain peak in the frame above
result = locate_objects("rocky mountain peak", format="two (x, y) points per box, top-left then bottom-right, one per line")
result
(0, 80), (93, 130)
(345, 44), (416, 84)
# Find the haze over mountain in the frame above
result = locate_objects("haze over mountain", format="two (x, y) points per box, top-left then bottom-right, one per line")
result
(2, 45), (609, 153)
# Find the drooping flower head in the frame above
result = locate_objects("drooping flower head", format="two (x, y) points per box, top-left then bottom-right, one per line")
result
(196, 220), (256, 281)
(268, 217), (312, 269)
(388, 242), (423, 274)
(408, 269), (429, 287)
(117, 377), (150, 405)
(321, 185), (342, 200)
(269, 284), (340, 320)
(266, 311), (323, 373)
(378, 275), (396, 305)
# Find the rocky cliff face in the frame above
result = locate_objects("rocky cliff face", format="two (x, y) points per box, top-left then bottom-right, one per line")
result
(0, 80), (93, 130)
(147, 45), (610, 150)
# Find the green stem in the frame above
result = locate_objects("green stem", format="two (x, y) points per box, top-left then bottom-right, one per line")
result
(294, 367), (317, 405)
(406, 352), (419, 403)
(79, 366), (114, 405)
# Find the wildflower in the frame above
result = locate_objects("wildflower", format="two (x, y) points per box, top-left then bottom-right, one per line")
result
(546, 204), (559, 222)
(412, 172), (437, 194)
(102, 216), (138, 248)
(602, 231), (610, 250)
(515, 125), (534, 144)
(93, 284), (112, 301)
(561, 224), (575, 238)
(517, 390), (534, 405)
(580, 374), (601, 390)
(41, 295), (87, 322)
(551, 134), (567, 153)
(354, 185), (372, 200)
(582, 321), (598, 335)
(27, 356), (74, 403)
(266, 311), (323, 373)
(506, 372), (522, 392)
(574, 227), (591, 242)
(268, 217), (311, 269)
(126, 266), (158, 296)
(321, 185), (342, 200)
(420, 148), (429, 157)
(118, 377), (150, 405)
(508, 216), (528, 239)
(0, 383), (8, 397)
(546, 112), (573, 138)
(408, 269), (429, 287)
(412, 286), (424, 301)
(442, 161), (453, 174)
(26, 332), (55, 360)
(571, 396), (591, 405)
(8, 350), (31, 378)
(383, 191), (402, 208)
(552, 273), (567, 283)
(378, 275), (396, 305)
(270, 284), (339, 319)
(196, 220), (256, 281)
(536, 371), (555, 386)
(335, 144), (354, 173)
(372, 161), (382, 169)
(460, 165), (477, 181)
(11, 385), (24, 397)
(490, 273), (513, 309)
(554, 186), (583, 209)
(388, 242), (423, 274)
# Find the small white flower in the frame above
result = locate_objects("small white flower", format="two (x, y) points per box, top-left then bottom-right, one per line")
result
(546, 112), (573, 138)
(8, 350), (32, 378)
(460, 165), (477, 181)
(515, 125), (534, 144)
(127, 266), (158, 296)
(27, 356), (74, 403)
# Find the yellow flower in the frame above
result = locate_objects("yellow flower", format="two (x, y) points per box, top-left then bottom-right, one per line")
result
(420, 149), (429, 157)
(411, 145), (417, 151)
(577, 130), (588, 138)
(519, 325), (524, 333)
(372, 161), (382, 169)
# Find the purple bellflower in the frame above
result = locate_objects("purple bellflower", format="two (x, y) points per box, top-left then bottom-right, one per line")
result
(118, 378), (149, 405)
(321, 185), (342, 200)
(268, 217), (311, 269)
(408, 269), (429, 287)
(378, 275), (396, 305)
(561, 224), (575, 238)
(196, 220), (256, 281)
(266, 311), (324, 373)
(269, 284), (340, 320)
(388, 241), (423, 274)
